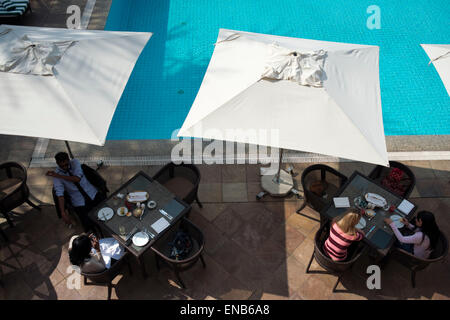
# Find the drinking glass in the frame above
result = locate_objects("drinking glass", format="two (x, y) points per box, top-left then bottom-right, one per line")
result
(119, 226), (126, 236)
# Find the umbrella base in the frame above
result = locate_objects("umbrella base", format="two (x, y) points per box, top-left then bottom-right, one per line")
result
(261, 169), (294, 197)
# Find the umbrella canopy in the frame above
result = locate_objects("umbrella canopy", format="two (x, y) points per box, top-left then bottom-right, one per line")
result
(0, 25), (152, 145)
(421, 44), (450, 96)
(178, 29), (388, 167)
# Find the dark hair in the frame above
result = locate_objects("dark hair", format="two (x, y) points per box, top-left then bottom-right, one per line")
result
(416, 211), (440, 250)
(55, 152), (70, 163)
(69, 235), (92, 266)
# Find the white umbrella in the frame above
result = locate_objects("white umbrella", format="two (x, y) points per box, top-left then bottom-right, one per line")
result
(421, 44), (450, 96)
(0, 25), (152, 147)
(178, 29), (388, 196)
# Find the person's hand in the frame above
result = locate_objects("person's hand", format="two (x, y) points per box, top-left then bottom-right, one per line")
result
(89, 234), (100, 250)
(46, 170), (57, 177)
(61, 210), (72, 227)
(384, 218), (393, 225)
(400, 218), (409, 225)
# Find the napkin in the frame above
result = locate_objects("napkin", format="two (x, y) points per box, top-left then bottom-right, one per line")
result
(128, 192), (148, 202)
(333, 197), (350, 208)
(397, 199), (414, 215)
(151, 217), (170, 234)
(99, 238), (125, 269)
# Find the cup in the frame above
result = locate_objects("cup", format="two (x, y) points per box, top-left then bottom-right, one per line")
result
(389, 205), (396, 213)
(119, 226), (126, 236)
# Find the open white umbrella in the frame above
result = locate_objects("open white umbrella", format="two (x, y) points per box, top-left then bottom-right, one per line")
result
(0, 25), (152, 150)
(178, 29), (388, 196)
(421, 44), (450, 96)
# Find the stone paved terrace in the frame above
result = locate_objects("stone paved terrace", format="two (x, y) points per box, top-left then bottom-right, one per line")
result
(1, 161), (449, 300)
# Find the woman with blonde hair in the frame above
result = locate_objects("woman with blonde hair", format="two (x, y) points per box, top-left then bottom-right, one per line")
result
(323, 208), (365, 261)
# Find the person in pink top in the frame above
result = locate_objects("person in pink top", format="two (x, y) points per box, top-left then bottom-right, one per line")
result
(323, 209), (365, 261)
(384, 211), (440, 259)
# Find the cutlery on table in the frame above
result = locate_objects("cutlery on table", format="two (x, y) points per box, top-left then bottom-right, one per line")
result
(159, 209), (173, 220)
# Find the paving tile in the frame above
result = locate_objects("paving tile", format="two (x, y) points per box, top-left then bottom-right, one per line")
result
(98, 166), (123, 186)
(198, 183), (222, 203)
(188, 211), (227, 256)
(223, 183), (248, 202)
(197, 164), (222, 183)
(269, 224), (306, 255)
(275, 256), (310, 293)
(222, 165), (246, 183)
(415, 178), (444, 197)
(246, 165), (261, 183)
(402, 161), (436, 179)
(195, 203), (227, 222)
(291, 238), (315, 267)
(286, 210), (320, 235)
(213, 206), (245, 237)
(296, 274), (333, 300)
(430, 160), (450, 179)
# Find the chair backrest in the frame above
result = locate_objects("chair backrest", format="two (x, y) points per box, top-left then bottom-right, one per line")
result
(368, 161), (416, 198)
(313, 221), (365, 274)
(80, 252), (128, 284)
(152, 162), (201, 205)
(0, 162), (29, 211)
(81, 164), (109, 195)
(151, 218), (204, 271)
(393, 231), (448, 270)
(301, 164), (348, 213)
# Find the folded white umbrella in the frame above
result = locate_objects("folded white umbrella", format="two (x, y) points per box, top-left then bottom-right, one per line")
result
(179, 29), (388, 167)
(0, 25), (152, 145)
(421, 44), (450, 96)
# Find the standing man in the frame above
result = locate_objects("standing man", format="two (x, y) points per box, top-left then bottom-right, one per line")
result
(46, 152), (105, 231)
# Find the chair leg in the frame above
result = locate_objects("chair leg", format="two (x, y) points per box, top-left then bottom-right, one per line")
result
(155, 255), (160, 271)
(306, 252), (315, 273)
(296, 200), (307, 213)
(84, 276), (88, 285)
(174, 269), (186, 289)
(411, 270), (416, 288)
(26, 199), (41, 211)
(0, 228), (8, 242)
(1, 212), (14, 228)
(196, 195), (203, 208)
(332, 276), (341, 292)
(107, 283), (112, 300)
(200, 254), (206, 268)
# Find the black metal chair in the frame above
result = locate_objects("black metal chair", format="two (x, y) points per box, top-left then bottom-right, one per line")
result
(151, 218), (205, 288)
(368, 161), (416, 198)
(80, 252), (132, 300)
(0, 162), (41, 227)
(296, 164), (348, 225)
(389, 230), (448, 288)
(306, 221), (366, 292)
(152, 162), (202, 214)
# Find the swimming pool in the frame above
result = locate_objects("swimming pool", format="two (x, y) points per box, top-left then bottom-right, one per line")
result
(105, 0), (450, 140)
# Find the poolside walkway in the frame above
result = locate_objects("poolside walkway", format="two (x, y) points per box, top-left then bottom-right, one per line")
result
(1, 161), (449, 300)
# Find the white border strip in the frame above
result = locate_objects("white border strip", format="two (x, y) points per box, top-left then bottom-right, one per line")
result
(29, 151), (450, 167)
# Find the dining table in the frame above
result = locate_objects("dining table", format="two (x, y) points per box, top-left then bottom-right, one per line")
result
(321, 171), (418, 259)
(88, 170), (191, 278)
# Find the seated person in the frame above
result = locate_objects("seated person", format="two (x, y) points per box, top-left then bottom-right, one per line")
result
(384, 210), (440, 259)
(69, 233), (125, 273)
(323, 209), (365, 261)
(46, 152), (105, 231)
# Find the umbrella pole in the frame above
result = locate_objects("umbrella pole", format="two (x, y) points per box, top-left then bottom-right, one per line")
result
(275, 148), (284, 184)
(65, 141), (75, 159)
(260, 147), (294, 197)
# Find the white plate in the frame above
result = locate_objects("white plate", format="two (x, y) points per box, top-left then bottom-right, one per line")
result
(356, 217), (367, 229)
(116, 207), (128, 217)
(132, 232), (149, 247)
(97, 207), (114, 221)
(390, 214), (404, 228)
(147, 200), (157, 209)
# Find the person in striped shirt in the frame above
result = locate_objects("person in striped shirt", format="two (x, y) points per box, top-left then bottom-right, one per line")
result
(324, 209), (365, 261)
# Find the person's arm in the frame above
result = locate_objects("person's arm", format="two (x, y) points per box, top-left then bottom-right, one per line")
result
(389, 223), (423, 245)
(46, 171), (81, 183)
(53, 178), (72, 225)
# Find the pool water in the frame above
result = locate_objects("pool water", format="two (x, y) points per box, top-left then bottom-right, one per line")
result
(105, 0), (450, 140)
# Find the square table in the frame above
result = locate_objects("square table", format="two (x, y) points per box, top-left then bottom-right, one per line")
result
(321, 171), (417, 257)
(88, 171), (191, 277)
